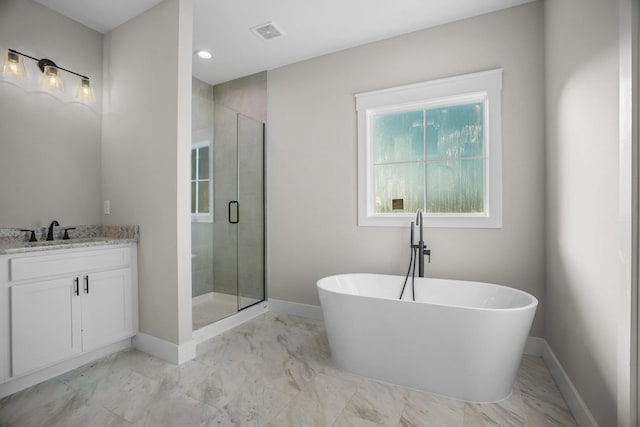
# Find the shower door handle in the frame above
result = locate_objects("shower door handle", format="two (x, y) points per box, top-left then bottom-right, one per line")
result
(228, 201), (239, 224)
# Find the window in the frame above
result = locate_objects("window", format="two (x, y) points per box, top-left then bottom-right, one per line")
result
(356, 69), (503, 228)
(191, 141), (212, 221)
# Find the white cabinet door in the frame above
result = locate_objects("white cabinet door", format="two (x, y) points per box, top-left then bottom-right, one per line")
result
(81, 268), (132, 352)
(10, 277), (82, 377)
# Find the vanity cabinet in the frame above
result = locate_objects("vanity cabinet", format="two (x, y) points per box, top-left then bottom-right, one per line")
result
(11, 276), (82, 377)
(2, 244), (137, 381)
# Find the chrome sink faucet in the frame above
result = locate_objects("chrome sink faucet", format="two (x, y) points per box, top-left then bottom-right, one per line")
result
(46, 220), (60, 241)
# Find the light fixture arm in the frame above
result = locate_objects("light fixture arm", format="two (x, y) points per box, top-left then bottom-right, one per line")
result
(8, 48), (90, 80)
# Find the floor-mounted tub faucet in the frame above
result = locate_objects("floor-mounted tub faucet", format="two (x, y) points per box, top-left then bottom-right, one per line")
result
(411, 209), (431, 278)
(400, 209), (432, 300)
(46, 220), (59, 241)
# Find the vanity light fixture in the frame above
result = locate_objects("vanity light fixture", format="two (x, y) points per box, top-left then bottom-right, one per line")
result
(2, 49), (92, 100)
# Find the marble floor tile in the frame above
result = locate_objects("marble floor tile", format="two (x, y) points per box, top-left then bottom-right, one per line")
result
(463, 383), (528, 427)
(130, 392), (217, 427)
(207, 381), (293, 426)
(88, 368), (162, 423)
(265, 372), (359, 427)
(0, 313), (577, 427)
(400, 388), (465, 427)
(334, 378), (407, 426)
(188, 355), (261, 408)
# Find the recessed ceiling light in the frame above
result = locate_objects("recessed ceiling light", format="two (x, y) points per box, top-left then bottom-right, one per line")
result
(195, 50), (212, 60)
(250, 22), (286, 41)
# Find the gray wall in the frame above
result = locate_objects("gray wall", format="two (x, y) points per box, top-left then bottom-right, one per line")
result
(213, 72), (267, 124)
(102, 0), (193, 345)
(267, 2), (546, 336)
(0, 0), (103, 229)
(545, 0), (623, 424)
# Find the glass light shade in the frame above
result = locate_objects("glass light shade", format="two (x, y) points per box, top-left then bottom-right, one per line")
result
(77, 77), (94, 102)
(41, 65), (63, 92)
(2, 51), (26, 79)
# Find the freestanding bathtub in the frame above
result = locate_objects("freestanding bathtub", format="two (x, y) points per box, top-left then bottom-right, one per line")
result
(317, 273), (537, 402)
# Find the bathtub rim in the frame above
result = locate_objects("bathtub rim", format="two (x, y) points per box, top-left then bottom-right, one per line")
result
(317, 273), (538, 313)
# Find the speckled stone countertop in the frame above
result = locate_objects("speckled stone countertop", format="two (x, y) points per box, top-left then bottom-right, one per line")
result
(0, 224), (139, 255)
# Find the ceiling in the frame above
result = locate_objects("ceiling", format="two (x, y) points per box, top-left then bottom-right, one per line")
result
(34, 0), (534, 86)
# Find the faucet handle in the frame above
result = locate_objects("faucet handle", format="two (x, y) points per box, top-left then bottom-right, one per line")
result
(62, 227), (76, 240)
(19, 229), (37, 242)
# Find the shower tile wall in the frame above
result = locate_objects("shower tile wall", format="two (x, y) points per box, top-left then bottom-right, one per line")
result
(192, 77), (214, 297)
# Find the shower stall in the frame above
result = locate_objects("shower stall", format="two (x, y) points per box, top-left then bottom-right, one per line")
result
(191, 103), (265, 330)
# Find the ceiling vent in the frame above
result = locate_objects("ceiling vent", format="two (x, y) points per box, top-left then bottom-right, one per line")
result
(250, 22), (286, 41)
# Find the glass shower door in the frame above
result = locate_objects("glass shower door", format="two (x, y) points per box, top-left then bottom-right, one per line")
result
(237, 114), (265, 310)
(208, 106), (264, 322)
(210, 105), (240, 321)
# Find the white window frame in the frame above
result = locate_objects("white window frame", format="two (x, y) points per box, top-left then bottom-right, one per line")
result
(191, 140), (213, 223)
(355, 68), (503, 228)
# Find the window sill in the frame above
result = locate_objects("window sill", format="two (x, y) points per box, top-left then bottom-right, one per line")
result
(358, 213), (502, 228)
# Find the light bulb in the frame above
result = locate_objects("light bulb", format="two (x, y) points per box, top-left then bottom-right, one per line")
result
(76, 77), (94, 102)
(2, 50), (26, 79)
(41, 65), (63, 92)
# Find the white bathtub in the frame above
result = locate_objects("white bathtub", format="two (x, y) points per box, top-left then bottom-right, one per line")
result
(317, 273), (538, 402)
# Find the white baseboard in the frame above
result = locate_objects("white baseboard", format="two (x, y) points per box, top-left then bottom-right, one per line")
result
(523, 336), (547, 356)
(132, 332), (196, 365)
(534, 338), (599, 427)
(268, 298), (324, 320)
(192, 301), (268, 344)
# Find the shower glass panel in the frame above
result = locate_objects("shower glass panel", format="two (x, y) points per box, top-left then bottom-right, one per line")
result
(237, 114), (264, 310)
(192, 104), (265, 330)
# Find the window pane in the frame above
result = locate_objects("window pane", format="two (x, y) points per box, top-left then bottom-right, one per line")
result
(426, 159), (484, 213)
(198, 146), (209, 180)
(191, 149), (197, 180)
(374, 163), (424, 213)
(191, 181), (196, 213)
(426, 103), (483, 160)
(198, 179), (210, 213)
(373, 111), (424, 163)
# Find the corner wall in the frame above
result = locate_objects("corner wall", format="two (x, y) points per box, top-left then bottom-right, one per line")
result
(544, 0), (623, 424)
(101, 0), (193, 347)
(267, 2), (546, 335)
